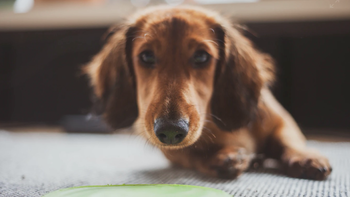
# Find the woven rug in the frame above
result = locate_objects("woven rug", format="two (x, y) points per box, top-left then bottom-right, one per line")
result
(0, 130), (349, 197)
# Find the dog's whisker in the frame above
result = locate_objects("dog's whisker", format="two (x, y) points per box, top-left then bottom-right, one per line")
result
(198, 113), (226, 126)
(202, 113), (226, 125)
(203, 39), (219, 46)
(203, 126), (216, 137)
(202, 129), (216, 141)
(132, 36), (146, 42)
(203, 120), (213, 124)
(209, 28), (215, 33)
(206, 135), (215, 144)
(201, 135), (212, 145)
(143, 33), (153, 38)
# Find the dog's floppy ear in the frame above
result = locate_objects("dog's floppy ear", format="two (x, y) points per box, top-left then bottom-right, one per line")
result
(83, 25), (138, 129)
(211, 24), (274, 131)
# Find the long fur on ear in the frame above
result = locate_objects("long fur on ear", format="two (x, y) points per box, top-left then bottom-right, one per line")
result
(211, 24), (275, 131)
(83, 25), (138, 129)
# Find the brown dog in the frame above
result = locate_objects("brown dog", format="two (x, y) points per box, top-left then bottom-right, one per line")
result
(84, 6), (332, 180)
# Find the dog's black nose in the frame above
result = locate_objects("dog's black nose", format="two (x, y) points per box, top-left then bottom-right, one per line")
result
(154, 118), (189, 145)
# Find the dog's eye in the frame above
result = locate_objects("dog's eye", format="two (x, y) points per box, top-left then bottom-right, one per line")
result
(139, 51), (156, 66)
(192, 50), (210, 66)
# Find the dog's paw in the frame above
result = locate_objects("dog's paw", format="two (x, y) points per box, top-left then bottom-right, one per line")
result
(209, 147), (252, 179)
(283, 150), (332, 180)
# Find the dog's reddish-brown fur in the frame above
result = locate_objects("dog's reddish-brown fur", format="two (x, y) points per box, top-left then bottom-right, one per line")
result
(84, 6), (332, 180)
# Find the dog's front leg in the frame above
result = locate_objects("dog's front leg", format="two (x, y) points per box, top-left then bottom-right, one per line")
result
(267, 123), (332, 180)
(262, 90), (332, 180)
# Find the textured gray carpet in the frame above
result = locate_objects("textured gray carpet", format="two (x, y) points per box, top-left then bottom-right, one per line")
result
(0, 130), (349, 197)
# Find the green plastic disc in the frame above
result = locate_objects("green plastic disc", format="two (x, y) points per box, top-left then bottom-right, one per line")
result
(43, 184), (232, 197)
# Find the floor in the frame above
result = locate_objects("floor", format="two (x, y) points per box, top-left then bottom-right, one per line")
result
(0, 127), (350, 197)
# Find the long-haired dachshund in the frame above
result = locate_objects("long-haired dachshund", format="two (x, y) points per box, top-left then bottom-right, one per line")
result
(84, 6), (332, 180)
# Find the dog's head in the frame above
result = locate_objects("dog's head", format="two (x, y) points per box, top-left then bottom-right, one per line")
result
(84, 6), (274, 149)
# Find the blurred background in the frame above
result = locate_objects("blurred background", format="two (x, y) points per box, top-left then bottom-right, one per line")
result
(0, 0), (349, 136)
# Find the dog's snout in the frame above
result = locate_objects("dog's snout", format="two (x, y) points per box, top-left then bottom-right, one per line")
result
(154, 118), (189, 145)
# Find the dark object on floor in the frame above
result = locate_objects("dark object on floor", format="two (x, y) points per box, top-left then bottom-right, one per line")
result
(60, 115), (112, 133)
